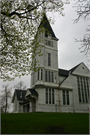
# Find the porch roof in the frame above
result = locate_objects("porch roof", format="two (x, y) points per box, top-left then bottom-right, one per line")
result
(19, 101), (29, 105)
(28, 89), (38, 95)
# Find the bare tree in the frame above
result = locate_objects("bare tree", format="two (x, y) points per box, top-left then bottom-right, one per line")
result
(74, 0), (90, 56)
(0, 85), (12, 113)
(14, 81), (27, 90)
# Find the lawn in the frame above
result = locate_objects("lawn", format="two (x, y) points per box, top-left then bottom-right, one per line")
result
(1, 112), (89, 134)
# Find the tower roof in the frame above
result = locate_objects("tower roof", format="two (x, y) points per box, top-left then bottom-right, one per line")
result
(38, 14), (58, 40)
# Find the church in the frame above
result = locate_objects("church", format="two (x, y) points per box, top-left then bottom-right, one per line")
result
(11, 15), (90, 113)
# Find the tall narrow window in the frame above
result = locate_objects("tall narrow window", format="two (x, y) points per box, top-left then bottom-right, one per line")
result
(48, 53), (51, 66)
(48, 41), (51, 46)
(46, 88), (48, 104)
(80, 77), (85, 103)
(45, 88), (55, 104)
(45, 70), (47, 82)
(49, 71), (50, 82)
(52, 72), (54, 83)
(77, 77), (89, 103)
(49, 88), (51, 104)
(37, 69), (39, 80)
(63, 90), (66, 105)
(77, 77), (81, 103)
(83, 78), (88, 103)
(20, 92), (22, 98)
(51, 41), (53, 47)
(78, 88), (81, 103)
(85, 88), (88, 103)
(52, 89), (54, 104)
(41, 69), (43, 80)
(66, 90), (69, 105)
(62, 90), (70, 105)
(86, 78), (89, 100)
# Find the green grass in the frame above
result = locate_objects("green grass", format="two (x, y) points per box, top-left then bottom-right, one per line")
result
(1, 112), (89, 134)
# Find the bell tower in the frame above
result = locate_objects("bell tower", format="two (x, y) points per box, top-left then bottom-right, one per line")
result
(31, 14), (59, 88)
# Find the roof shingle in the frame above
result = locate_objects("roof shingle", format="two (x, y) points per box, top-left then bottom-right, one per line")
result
(58, 69), (69, 77)
(28, 89), (38, 95)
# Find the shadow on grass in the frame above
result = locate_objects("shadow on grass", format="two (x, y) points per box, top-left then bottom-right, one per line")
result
(45, 125), (68, 134)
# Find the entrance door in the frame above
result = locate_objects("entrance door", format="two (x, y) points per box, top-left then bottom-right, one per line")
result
(27, 104), (29, 112)
(23, 103), (30, 113)
(32, 98), (36, 112)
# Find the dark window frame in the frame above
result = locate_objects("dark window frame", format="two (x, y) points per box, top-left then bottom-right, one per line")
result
(45, 70), (47, 82)
(77, 76), (89, 103)
(46, 88), (48, 104)
(37, 69), (39, 80)
(41, 69), (43, 80)
(45, 88), (54, 104)
(48, 53), (51, 66)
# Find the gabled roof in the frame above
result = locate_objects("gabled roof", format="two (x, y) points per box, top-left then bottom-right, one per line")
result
(58, 63), (81, 77)
(69, 63), (81, 73)
(38, 14), (58, 40)
(12, 89), (27, 102)
(16, 89), (27, 101)
(59, 62), (88, 86)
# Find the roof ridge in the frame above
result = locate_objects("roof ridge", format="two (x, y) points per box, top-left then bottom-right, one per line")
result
(69, 63), (81, 73)
(59, 68), (69, 71)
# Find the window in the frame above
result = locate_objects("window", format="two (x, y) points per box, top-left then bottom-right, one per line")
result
(66, 91), (69, 105)
(46, 88), (48, 104)
(49, 71), (50, 82)
(81, 78), (85, 103)
(20, 92), (22, 98)
(45, 70), (54, 83)
(52, 89), (54, 104)
(46, 88), (55, 104)
(77, 77), (89, 103)
(63, 90), (66, 105)
(78, 88), (81, 103)
(77, 77), (81, 103)
(49, 88), (51, 104)
(85, 88), (88, 103)
(52, 72), (54, 83)
(45, 39), (53, 47)
(45, 33), (48, 37)
(37, 69), (39, 80)
(48, 41), (51, 46)
(48, 53), (51, 66)
(45, 70), (47, 82)
(41, 69), (43, 80)
(62, 90), (70, 105)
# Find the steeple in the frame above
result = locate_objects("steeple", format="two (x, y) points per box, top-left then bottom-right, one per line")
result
(38, 14), (58, 41)
(31, 14), (59, 87)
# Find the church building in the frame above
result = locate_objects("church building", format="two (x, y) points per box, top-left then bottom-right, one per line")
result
(12, 15), (90, 113)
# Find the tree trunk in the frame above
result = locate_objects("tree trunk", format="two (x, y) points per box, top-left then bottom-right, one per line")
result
(5, 86), (7, 113)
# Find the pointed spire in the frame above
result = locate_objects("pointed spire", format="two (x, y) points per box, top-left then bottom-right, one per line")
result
(39, 14), (58, 41)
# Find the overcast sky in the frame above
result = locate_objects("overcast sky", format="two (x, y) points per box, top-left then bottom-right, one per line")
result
(0, 1), (89, 111)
